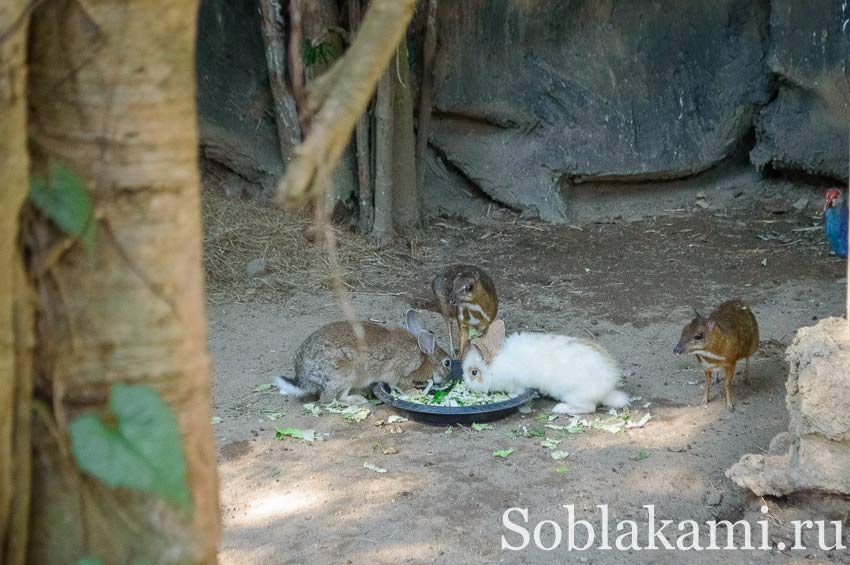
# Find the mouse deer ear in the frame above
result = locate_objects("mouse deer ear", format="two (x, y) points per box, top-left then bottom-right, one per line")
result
(706, 319), (716, 331)
(405, 309), (424, 336)
(485, 319), (506, 352)
(417, 330), (436, 355)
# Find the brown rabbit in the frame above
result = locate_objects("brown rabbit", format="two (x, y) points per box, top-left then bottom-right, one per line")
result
(277, 310), (451, 405)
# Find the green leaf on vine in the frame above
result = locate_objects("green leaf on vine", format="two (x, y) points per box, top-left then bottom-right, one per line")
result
(69, 385), (190, 510)
(28, 162), (96, 252)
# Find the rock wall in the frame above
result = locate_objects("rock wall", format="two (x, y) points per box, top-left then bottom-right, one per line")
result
(750, 0), (850, 180)
(197, 0), (282, 198)
(196, 0), (850, 220)
(727, 317), (850, 497)
(196, 0), (357, 206)
(429, 0), (772, 222)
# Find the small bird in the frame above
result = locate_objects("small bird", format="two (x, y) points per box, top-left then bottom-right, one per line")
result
(824, 188), (848, 258)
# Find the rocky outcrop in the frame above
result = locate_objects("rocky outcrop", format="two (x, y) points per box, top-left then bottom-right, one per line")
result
(429, 0), (772, 222)
(196, 0), (283, 198)
(727, 317), (850, 496)
(195, 0), (849, 221)
(196, 0), (357, 205)
(750, 0), (850, 180)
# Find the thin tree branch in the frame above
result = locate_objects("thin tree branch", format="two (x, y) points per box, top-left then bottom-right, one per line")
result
(259, 0), (302, 164)
(288, 0), (307, 133)
(275, 0), (417, 208)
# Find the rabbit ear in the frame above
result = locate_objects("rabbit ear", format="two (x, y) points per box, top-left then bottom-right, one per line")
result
(484, 319), (506, 352)
(417, 330), (436, 355)
(405, 309), (424, 336)
(470, 339), (494, 365)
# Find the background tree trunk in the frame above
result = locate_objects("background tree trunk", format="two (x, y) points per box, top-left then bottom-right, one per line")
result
(25, 0), (219, 562)
(372, 66), (395, 244)
(303, 0), (359, 220)
(259, 0), (302, 164)
(0, 2), (34, 563)
(349, 0), (373, 234)
(276, 0), (417, 208)
(415, 0), (438, 203)
(390, 38), (420, 232)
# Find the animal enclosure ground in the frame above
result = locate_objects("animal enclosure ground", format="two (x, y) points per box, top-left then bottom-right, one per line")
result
(203, 188), (849, 564)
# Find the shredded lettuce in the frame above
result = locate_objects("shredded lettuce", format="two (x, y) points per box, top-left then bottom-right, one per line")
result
(391, 381), (513, 407)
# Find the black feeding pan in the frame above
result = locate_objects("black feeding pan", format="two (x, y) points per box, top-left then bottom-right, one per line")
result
(371, 361), (538, 426)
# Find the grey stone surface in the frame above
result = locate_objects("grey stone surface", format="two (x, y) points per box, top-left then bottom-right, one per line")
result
(196, 0), (282, 197)
(750, 0), (850, 180)
(727, 317), (850, 497)
(430, 0), (771, 222)
(196, 0), (357, 204)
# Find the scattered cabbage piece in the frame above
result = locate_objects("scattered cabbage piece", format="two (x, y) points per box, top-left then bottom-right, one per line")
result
(492, 448), (514, 458)
(387, 415), (408, 424)
(275, 427), (316, 442)
(540, 437), (561, 449)
(551, 450), (569, 460)
(324, 401), (371, 422)
(363, 462), (387, 473)
(471, 422), (494, 431)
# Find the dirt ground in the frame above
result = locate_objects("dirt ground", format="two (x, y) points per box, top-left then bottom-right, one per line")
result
(203, 185), (849, 564)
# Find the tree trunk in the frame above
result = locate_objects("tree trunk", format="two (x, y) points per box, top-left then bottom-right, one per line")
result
(349, 0), (373, 234)
(302, 0), (359, 222)
(390, 38), (420, 232)
(276, 0), (417, 208)
(259, 0), (302, 164)
(0, 2), (34, 563)
(372, 66), (395, 244)
(415, 0), (438, 200)
(26, 0), (219, 562)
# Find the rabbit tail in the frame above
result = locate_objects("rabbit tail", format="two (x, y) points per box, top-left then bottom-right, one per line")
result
(602, 389), (630, 409)
(276, 376), (309, 397)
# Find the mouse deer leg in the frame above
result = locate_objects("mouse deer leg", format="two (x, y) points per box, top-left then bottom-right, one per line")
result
(724, 362), (736, 412)
(744, 357), (753, 387)
(458, 316), (470, 357)
(704, 369), (713, 404)
(445, 317), (456, 357)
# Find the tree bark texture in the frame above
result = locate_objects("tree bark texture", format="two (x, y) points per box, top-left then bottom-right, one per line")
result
(349, 0), (373, 234)
(390, 37), (420, 231)
(415, 0), (438, 202)
(26, 0), (219, 562)
(0, 2), (34, 563)
(276, 0), (417, 208)
(259, 0), (302, 164)
(371, 66), (395, 243)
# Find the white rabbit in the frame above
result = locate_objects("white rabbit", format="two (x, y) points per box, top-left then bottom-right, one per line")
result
(461, 320), (629, 414)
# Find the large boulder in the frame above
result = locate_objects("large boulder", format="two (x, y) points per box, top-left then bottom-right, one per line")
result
(196, 0), (282, 197)
(196, 0), (357, 207)
(727, 317), (850, 496)
(750, 0), (850, 180)
(429, 0), (771, 222)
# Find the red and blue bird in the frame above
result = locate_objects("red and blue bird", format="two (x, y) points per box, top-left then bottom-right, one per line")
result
(824, 188), (848, 258)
